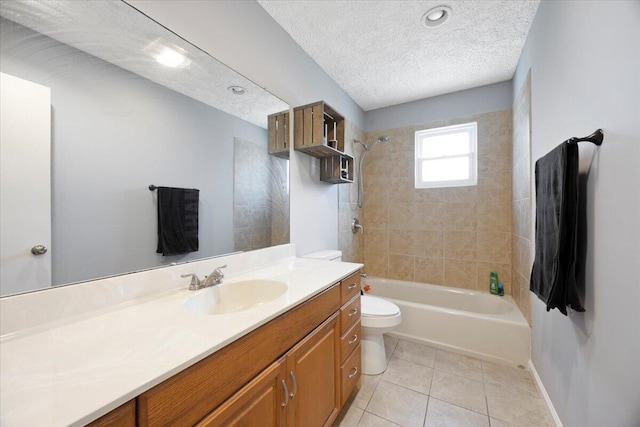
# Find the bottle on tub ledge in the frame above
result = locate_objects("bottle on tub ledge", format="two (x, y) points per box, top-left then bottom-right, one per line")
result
(490, 272), (499, 295)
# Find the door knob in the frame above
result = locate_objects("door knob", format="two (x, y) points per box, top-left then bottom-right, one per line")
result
(31, 245), (47, 255)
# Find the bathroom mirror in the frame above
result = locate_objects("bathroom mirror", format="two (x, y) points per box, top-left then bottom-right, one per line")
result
(0, 0), (290, 297)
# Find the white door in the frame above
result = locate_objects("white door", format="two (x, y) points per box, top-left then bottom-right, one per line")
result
(0, 72), (52, 295)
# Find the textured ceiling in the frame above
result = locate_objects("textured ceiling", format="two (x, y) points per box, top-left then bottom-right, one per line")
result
(0, 0), (288, 129)
(258, 0), (539, 111)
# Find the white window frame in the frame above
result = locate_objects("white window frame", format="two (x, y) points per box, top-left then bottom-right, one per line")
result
(414, 122), (478, 189)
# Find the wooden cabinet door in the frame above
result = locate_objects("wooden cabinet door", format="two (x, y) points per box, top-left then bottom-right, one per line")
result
(286, 313), (340, 427)
(197, 357), (287, 427)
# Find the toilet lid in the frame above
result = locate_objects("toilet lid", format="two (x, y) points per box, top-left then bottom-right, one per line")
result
(361, 295), (400, 317)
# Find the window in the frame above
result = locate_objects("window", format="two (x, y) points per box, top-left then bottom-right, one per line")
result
(414, 122), (477, 189)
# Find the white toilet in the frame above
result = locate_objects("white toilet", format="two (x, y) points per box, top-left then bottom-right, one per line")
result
(303, 250), (402, 375)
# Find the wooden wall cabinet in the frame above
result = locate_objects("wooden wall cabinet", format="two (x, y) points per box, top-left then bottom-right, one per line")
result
(268, 110), (290, 159)
(293, 101), (345, 158)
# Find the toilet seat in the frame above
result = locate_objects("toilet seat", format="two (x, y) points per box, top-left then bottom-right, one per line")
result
(360, 295), (401, 329)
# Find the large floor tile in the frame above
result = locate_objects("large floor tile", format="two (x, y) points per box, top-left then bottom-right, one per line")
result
(424, 398), (490, 427)
(430, 370), (487, 415)
(434, 349), (483, 382)
(334, 403), (364, 427)
(366, 380), (429, 427)
(384, 334), (399, 361)
(481, 361), (535, 392)
(485, 383), (551, 427)
(381, 358), (434, 395)
(353, 374), (382, 410)
(358, 411), (402, 427)
(489, 418), (519, 427)
(391, 339), (437, 368)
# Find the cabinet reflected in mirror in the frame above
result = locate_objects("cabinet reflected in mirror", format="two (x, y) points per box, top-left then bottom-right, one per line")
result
(0, 1), (289, 297)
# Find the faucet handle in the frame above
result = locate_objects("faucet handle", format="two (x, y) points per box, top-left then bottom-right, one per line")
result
(213, 265), (227, 280)
(181, 273), (201, 290)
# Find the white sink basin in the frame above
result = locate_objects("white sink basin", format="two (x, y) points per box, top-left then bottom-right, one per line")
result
(182, 280), (288, 315)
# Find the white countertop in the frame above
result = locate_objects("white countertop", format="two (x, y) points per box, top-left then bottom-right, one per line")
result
(0, 256), (362, 426)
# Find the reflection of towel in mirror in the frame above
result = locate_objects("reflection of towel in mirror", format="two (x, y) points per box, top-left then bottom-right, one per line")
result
(156, 187), (199, 256)
(530, 143), (585, 315)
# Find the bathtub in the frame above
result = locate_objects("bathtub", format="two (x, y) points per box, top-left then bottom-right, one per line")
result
(366, 277), (530, 367)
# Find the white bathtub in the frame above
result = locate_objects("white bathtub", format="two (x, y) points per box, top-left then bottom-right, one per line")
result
(366, 277), (531, 367)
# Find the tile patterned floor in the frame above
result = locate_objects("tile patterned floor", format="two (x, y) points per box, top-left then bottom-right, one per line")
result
(333, 336), (552, 427)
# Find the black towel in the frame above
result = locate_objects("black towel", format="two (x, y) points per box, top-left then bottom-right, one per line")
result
(530, 143), (585, 315)
(156, 187), (199, 256)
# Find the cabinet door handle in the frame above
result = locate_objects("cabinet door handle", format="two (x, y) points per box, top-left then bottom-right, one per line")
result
(281, 379), (289, 408)
(348, 308), (358, 317)
(289, 370), (298, 399)
(348, 367), (359, 378)
(347, 283), (357, 290)
(348, 334), (358, 345)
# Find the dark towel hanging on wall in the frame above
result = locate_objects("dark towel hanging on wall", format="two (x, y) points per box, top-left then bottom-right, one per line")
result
(156, 186), (199, 256)
(530, 142), (585, 315)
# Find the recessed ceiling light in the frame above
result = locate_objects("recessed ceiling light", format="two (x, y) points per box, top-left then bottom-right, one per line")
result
(228, 86), (247, 95)
(143, 38), (192, 69)
(422, 5), (452, 28)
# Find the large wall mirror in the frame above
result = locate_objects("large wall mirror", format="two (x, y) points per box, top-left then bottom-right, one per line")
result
(0, 0), (290, 297)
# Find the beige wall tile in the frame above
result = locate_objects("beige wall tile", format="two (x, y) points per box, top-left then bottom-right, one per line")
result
(364, 251), (389, 278)
(363, 176), (389, 205)
(388, 203), (415, 230)
(511, 268), (521, 304)
(364, 203), (388, 229)
(512, 157), (531, 201)
(415, 230), (444, 258)
(477, 201), (512, 233)
(389, 150), (414, 179)
(512, 235), (523, 276)
(365, 228), (389, 254)
(415, 202), (445, 231)
(477, 232), (511, 264)
(363, 155), (390, 180)
(444, 259), (478, 289)
(414, 187), (447, 203)
(415, 256), (444, 285)
(478, 169), (512, 202)
(477, 263), (512, 294)
(389, 230), (415, 255)
(444, 186), (478, 203)
(389, 177), (414, 204)
(389, 255), (415, 281)
(445, 231), (477, 261)
(445, 202), (478, 232)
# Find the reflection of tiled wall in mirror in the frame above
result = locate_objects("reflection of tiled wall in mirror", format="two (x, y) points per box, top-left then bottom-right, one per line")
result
(233, 137), (289, 252)
(338, 120), (364, 264)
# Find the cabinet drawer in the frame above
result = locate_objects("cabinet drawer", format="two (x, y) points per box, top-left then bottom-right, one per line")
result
(340, 271), (361, 305)
(340, 320), (360, 364)
(87, 400), (136, 427)
(340, 344), (361, 406)
(339, 295), (360, 335)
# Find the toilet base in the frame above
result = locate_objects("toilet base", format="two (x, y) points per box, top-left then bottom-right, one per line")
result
(361, 332), (388, 375)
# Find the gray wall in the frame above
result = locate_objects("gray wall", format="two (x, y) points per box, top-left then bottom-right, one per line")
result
(514, 1), (640, 425)
(127, 0), (367, 257)
(365, 81), (513, 132)
(1, 20), (267, 286)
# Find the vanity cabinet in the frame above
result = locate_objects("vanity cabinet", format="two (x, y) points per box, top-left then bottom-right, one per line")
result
(133, 270), (361, 427)
(87, 400), (136, 427)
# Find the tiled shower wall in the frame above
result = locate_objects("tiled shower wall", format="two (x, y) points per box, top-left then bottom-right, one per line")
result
(362, 110), (513, 293)
(511, 72), (533, 324)
(338, 121), (364, 263)
(233, 137), (290, 252)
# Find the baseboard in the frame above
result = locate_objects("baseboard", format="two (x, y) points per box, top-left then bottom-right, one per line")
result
(528, 359), (563, 427)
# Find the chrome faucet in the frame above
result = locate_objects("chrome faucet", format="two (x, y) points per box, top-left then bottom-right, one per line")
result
(181, 265), (227, 291)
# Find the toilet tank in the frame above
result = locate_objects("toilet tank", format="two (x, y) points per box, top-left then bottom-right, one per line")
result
(303, 250), (342, 262)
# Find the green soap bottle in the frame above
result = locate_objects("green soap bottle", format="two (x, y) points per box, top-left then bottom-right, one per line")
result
(490, 272), (499, 295)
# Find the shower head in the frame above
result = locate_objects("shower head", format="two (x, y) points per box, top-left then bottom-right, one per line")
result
(354, 135), (390, 151)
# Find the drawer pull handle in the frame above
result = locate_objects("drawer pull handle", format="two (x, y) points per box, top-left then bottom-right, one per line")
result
(348, 308), (358, 317)
(348, 367), (359, 378)
(348, 334), (358, 345)
(347, 283), (357, 290)
(281, 380), (289, 408)
(289, 370), (298, 399)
